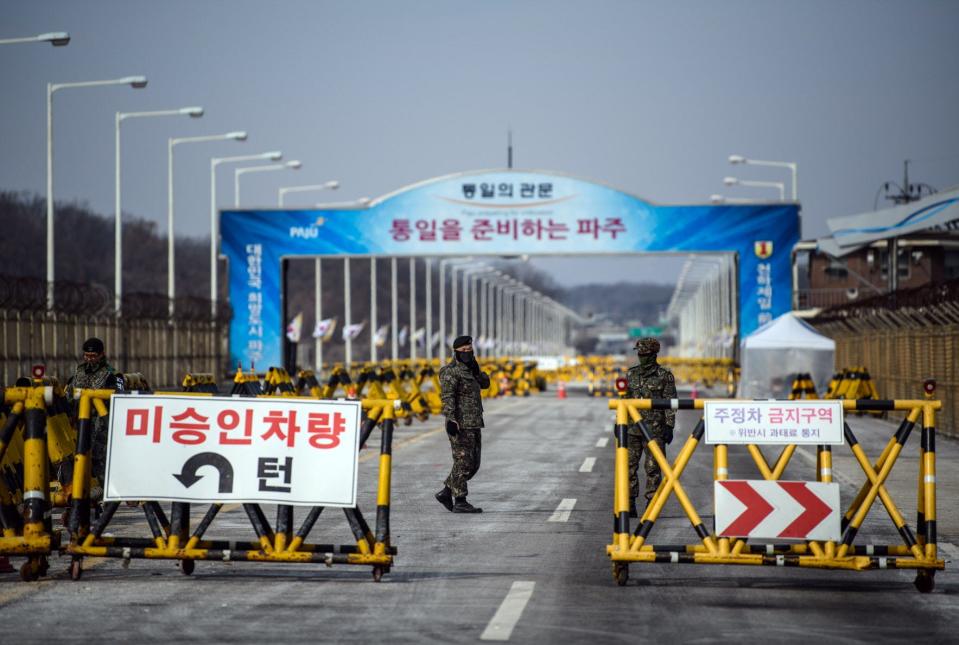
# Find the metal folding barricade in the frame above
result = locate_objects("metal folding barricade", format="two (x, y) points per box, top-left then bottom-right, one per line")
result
(64, 390), (397, 582)
(607, 386), (944, 592)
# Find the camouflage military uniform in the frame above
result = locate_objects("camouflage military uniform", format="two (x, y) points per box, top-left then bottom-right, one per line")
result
(626, 339), (676, 504)
(439, 359), (490, 497)
(68, 357), (122, 482)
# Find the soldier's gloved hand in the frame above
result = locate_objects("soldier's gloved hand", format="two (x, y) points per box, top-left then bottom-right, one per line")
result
(468, 359), (481, 376)
(446, 419), (459, 436)
(664, 427), (674, 445)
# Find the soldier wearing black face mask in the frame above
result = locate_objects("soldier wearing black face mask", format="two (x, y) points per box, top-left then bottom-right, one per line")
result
(625, 337), (676, 517)
(436, 335), (490, 513)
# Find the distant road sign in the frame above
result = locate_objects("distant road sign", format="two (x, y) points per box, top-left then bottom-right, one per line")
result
(629, 326), (664, 337)
(715, 480), (840, 541)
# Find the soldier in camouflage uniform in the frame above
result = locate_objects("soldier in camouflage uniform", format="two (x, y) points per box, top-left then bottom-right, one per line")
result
(67, 338), (124, 489)
(436, 335), (490, 514)
(626, 337), (676, 517)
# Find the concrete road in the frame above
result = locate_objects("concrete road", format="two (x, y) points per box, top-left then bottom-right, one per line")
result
(1, 393), (957, 643)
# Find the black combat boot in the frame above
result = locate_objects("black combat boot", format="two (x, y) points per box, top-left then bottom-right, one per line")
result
(435, 487), (454, 512)
(452, 497), (482, 513)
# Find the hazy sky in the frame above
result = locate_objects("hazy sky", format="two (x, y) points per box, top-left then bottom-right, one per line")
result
(2, 1), (958, 286)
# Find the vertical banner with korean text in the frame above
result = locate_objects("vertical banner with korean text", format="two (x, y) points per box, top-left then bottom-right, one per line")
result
(105, 395), (362, 506)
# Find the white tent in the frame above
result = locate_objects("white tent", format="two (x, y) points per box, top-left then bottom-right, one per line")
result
(738, 313), (835, 399)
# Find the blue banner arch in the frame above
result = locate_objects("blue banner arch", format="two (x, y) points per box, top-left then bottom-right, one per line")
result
(221, 169), (799, 369)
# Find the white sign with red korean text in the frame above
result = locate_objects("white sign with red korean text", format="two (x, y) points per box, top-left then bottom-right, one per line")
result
(704, 400), (844, 445)
(715, 480), (841, 541)
(105, 395), (361, 507)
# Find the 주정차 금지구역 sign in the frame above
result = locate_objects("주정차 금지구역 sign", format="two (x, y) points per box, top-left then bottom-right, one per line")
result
(104, 394), (362, 506)
(703, 400), (844, 445)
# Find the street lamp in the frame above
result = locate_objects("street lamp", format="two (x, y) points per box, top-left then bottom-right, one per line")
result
(46, 75), (147, 308)
(277, 180), (340, 206)
(210, 151), (282, 317)
(723, 176), (785, 201)
(0, 31), (70, 46)
(234, 161), (301, 207)
(728, 155), (798, 201)
(168, 131), (247, 313)
(115, 106), (203, 315)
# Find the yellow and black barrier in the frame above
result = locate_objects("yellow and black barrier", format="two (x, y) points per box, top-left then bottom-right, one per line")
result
(788, 373), (818, 399)
(606, 389), (943, 592)
(0, 386), (65, 580)
(64, 392), (396, 582)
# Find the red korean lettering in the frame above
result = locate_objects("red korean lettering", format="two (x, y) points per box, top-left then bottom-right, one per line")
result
(440, 219), (462, 241)
(389, 219), (411, 242)
(262, 409), (300, 447)
(601, 217), (627, 239)
(170, 407), (210, 445)
(125, 406), (162, 443)
(416, 219), (436, 242)
(471, 219), (494, 241)
(307, 411), (347, 449)
(577, 218), (599, 238)
(218, 408), (254, 445)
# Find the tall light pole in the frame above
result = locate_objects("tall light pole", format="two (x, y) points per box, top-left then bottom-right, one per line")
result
(168, 131), (248, 315)
(46, 75), (147, 309)
(209, 151), (282, 317)
(277, 180), (340, 206)
(723, 176), (785, 201)
(234, 161), (301, 207)
(0, 31), (70, 46)
(728, 155), (797, 201)
(115, 106), (203, 315)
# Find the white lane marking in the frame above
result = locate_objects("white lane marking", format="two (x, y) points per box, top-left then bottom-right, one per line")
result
(480, 580), (536, 641)
(595, 437), (609, 448)
(548, 498), (577, 522)
(579, 457), (596, 473)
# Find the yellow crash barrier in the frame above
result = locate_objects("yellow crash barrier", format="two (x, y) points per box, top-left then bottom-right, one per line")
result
(65, 391), (397, 582)
(606, 386), (944, 593)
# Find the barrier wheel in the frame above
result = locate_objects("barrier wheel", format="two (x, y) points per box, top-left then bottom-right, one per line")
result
(180, 559), (195, 576)
(19, 560), (39, 582)
(613, 563), (628, 586)
(70, 557), (83, 581)
(914, 570), (935, 594)
(402, 416), (413, 427)
(372, 565), (384, 582)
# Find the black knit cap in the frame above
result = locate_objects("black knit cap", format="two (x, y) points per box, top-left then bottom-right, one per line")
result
(452, 335), (473, 350)
(82, 337), (105, 354)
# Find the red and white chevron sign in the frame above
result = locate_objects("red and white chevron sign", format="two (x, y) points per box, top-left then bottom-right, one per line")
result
(714, 480), (840, 541)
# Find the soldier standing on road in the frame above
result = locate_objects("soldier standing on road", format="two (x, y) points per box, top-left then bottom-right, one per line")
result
(67, 338), (124, 489)
(626, 337), (676, 517)
(436, 335), (490, 514)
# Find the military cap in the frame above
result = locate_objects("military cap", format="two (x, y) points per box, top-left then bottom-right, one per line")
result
(634, 337), (660, 355)
(82, 337), (105, 354)
(452, 335), (473, 350)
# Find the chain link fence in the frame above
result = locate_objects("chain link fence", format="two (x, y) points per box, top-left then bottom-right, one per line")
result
(0, 275), (230, 389)
(811, 278), (959, 438)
